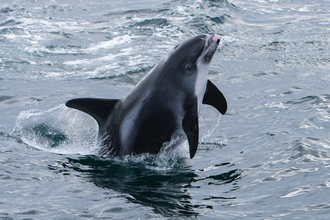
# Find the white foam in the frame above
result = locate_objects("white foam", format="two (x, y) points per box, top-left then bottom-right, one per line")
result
(63, 46), (133, 67)
(84, 35), (132, 53)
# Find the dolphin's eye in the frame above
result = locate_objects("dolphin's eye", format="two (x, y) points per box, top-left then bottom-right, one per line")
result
(174, 44), (180, 49)
(185, 64), (194, 72)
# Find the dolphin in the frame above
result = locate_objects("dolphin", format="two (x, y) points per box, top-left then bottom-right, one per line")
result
(66, 34), (227, 159)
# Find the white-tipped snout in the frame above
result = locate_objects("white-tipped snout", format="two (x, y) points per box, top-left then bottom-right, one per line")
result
(212, 34), (221, 42)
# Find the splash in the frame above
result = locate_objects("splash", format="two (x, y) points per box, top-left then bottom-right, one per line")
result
(97, 136), (191, 172)
(12, 104), (99, 155)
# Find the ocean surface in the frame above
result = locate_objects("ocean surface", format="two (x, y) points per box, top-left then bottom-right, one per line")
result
(1, 0), (330, 219)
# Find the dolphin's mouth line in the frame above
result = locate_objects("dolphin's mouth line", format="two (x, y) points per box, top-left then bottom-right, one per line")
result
(200, 34), (221, 63)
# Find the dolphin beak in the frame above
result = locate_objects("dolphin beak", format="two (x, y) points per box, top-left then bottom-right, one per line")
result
(212, 34), (221, 44)
(200, 34), (221, 63)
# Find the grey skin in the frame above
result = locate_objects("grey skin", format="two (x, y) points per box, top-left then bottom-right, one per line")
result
(66, 34), (227, 159)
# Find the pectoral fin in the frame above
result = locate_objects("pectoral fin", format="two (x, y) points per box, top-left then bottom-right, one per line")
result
(203, 80), (227, 115)
(182, 98), (199, 159)
(66, 98), (119, 128)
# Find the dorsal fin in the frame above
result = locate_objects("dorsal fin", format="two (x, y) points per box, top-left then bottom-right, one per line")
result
(203, 80), (227, 115)
(66, 98), (119, 128)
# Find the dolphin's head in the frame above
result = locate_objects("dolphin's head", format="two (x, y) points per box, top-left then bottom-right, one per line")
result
(164, 34), (221, 73)
(144, 34), (221, 107)
(173, 34), (220, 62)
(159, 34), (220, 81)
(162, 34), (221, 106)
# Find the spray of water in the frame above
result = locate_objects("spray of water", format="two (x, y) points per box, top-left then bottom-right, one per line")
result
(11, 104), (99, 155)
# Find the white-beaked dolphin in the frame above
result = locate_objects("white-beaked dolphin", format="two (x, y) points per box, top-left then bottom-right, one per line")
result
(66, 34), (227, 159)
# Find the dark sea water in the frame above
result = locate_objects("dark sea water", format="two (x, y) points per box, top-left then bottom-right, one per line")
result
(1, 0), (330, 219)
